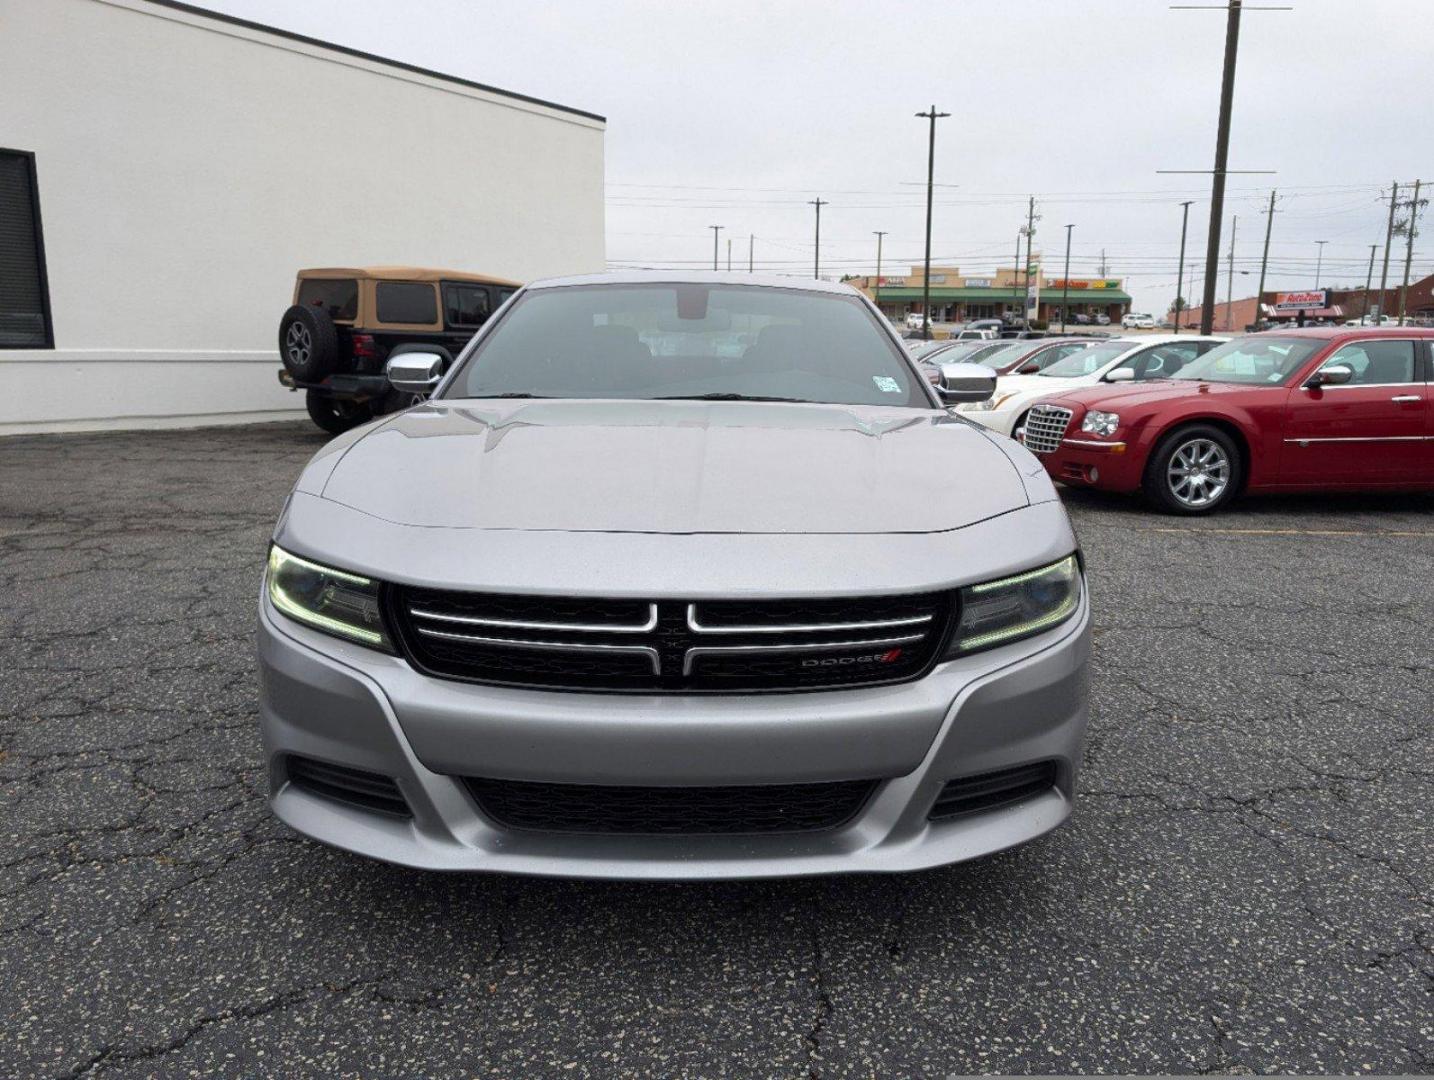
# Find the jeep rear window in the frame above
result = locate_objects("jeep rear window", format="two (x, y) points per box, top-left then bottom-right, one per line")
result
(444, 284), (491, 327)
(297, 279), (357, 321)
(375, 282), (438, 325)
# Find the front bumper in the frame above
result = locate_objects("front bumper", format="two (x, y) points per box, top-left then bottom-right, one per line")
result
(1033, 437), (1145, 492)
(257, 584), (1091, 879)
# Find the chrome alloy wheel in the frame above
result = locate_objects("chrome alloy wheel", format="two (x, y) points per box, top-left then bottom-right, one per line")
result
(285, 322), (312, 365)
(1166, 437), (1230, 508)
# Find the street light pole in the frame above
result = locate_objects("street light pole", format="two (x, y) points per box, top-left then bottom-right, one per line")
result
(1060, 224), (1073, 333)
(808, 197), (828, 279)
(709, 225), (723, 271)
(1314, 240), (1328, 290)
(748, 233), (754, 273)
(915, 105), (950, 340)
(1174, 200), (1193, 333)
(1224, 214), (1237, 332)
(1377, 180), (1399, 324)
(873, 230), (888, 313)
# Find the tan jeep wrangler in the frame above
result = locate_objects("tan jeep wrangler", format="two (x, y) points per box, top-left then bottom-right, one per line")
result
(278, 266), (521, 433)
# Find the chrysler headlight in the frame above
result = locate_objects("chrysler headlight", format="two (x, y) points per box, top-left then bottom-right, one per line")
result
(949, 554), (1081, 654)
(265, 545), (392, 651)
(1081, 410), (1120, 437)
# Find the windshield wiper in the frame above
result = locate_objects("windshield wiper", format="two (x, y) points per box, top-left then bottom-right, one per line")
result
(654, 393), (816, 403)
(473, 392), (553, 399)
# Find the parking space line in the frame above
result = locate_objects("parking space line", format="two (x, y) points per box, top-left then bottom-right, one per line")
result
(1142, 526), (1434, 538)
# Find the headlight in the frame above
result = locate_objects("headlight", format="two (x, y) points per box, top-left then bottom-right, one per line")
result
(1081, 410), (1120, 437)
(265, 545), (392, 651)
(960, 391), (1016, 413)
(947, 554), (1081, 655)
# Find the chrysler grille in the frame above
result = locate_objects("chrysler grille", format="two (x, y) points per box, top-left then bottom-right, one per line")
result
(1021, 405), (1074, 454)
(389, 589), (953, 692)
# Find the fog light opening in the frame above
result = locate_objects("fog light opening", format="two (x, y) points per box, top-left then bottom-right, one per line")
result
(1087, 466), (1100, 483)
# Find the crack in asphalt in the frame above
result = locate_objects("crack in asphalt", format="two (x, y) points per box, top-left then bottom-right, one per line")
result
(1, 424), (1430, 1078)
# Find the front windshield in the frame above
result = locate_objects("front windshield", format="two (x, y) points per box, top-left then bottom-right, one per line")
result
(441, 284), (929, 408)
(1170, 335), (1323, 385)
(1037, 340), (1131, 377)
(970, 342), (1031, 369)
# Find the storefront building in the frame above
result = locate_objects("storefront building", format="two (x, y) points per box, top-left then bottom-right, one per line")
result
(847, 266), (1132, 325)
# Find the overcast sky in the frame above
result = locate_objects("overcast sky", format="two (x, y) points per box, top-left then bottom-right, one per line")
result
(207, 0), (1434, 314)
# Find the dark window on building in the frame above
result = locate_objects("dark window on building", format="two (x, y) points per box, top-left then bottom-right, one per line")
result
(375, 282), (438, 325)
(0, 150), (52, 348)
(297, 278), (358, 321)
(443, 284), (491, 327)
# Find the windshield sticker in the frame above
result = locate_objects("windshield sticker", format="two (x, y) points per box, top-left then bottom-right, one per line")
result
(872, 376), (901, 393)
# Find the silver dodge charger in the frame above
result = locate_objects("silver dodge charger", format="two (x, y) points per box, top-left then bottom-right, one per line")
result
(257, 272), (1090, 878)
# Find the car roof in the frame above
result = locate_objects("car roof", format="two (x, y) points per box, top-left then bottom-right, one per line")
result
(1250, 326), (1434, 340)
(525, 270), (862, 295)
(298, 266), (523, 286)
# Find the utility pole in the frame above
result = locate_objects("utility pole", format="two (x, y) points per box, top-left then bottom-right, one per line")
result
(1011, 230), (1022, 323)
(808, 197), (827, 279)
(1255, 190), (1276, 326)
(748, 233), (754, 273)
(1021, 196), (1040, 327)
(1060, 224), (1074, 333)
(1398, 178), (1424, 325)
(709, 225), (723, 271)
(915, 105), (950, 339)
(1314, 240), (1328, 290)
(726, 237), (732, 272)
(1174, 200), (1194, 332)
(1098, 248), (1108, 276)
(1362, 243), (1377, 324)
(1377, 181), (1399, 323)
(1224, 214), (1237, 332)
(873, 230), (888, 312)
(1197, 0), (1243, 335)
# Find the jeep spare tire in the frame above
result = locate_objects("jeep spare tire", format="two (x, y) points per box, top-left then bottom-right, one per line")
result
(279, 305), (339, 381)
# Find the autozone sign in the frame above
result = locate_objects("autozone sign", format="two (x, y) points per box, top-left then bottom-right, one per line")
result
(1272, 290), (1329, 311)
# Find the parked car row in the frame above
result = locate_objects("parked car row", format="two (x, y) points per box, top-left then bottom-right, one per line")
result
(936, 322), (1434, 513)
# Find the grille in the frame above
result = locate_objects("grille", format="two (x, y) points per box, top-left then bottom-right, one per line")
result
(1020, 405), (1074, 454)
(286, 756), (410, 817)
(929, 761), (1057, 821)
(464, 777), (876, 834)
(390, 589), (953, 693)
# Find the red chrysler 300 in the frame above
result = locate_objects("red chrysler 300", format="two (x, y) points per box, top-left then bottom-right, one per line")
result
(1016, 328), (1434, 513)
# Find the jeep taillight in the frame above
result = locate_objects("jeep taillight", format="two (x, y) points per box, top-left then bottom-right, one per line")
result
(352, 334), (377, 360)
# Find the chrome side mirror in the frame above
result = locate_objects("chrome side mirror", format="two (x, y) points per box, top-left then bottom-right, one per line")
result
(1105, 367), (1135, 383)
(1306, 362), (1353, 387)
(937, 362), (997, 404)
(386, 350), (447, 395)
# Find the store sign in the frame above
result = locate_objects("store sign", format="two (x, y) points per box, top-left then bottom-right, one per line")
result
(1272, 290), (1329, 311)
(1045, 278), (1120, 291)
(877, 276), (904, 286)
(964, 277), (993, 288)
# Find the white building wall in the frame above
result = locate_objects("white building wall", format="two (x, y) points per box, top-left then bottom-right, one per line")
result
(0, 0), (606, 434)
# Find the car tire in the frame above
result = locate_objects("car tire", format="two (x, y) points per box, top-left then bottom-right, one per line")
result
(1142, 424), (1242, 515)
(304, 389), (373, 435)
(279, 305), (339, 381)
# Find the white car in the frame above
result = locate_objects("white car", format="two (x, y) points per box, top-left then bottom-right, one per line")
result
(905, 312), (930, 330)
(955, 334), (1227, 438)
(1122, 313), (1156, 329)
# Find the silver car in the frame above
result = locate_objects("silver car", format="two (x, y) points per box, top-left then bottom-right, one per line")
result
(258, 272), (1090, 879)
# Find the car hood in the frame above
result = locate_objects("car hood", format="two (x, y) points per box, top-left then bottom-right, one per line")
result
(993, 372), (1094, 398)
(312, 399), (1028, 534)
(1037, 379), (1257, 411)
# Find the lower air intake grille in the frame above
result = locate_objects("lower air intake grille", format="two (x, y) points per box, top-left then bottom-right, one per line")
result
(287, 756), (410, 817)
(929, 761), (1057, 820)
(464, 778), (876, 835)
(1021, 405), (1074, 454)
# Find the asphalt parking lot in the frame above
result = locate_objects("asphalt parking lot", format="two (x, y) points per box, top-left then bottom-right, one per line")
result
(2, 421), (1430, 1078)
